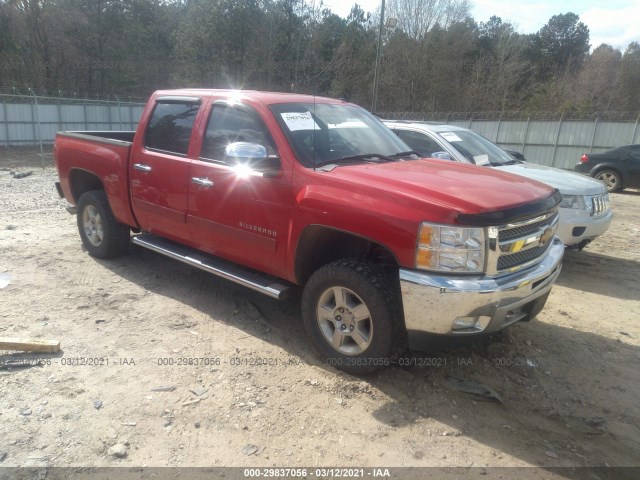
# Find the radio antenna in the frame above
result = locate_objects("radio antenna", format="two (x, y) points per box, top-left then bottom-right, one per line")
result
(313, 94), (316, 170)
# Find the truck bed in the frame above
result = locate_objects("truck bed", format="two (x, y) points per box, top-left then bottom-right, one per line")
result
(54, 130), (138, 228)
(57, 131), (136, 145)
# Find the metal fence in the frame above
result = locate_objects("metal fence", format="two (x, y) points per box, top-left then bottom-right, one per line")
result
(3, 98), (640, 171)
(382, 112), (640, 170)
(0, 93), (145, 148)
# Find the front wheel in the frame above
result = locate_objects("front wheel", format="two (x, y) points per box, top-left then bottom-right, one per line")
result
(594, 170), (621, 192)
(302, 259), (401, 374)
(77, 190), (130, 258)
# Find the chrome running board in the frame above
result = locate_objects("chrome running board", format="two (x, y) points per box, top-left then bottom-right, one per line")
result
(132, 234), (292, 300)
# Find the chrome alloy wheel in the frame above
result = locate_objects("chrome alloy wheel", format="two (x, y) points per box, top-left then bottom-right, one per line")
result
(595, 171), (619, 191)
(316, 286), (373, 355)
(82, 205), (104, 247)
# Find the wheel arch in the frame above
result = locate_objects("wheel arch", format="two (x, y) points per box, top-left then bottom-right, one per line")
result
(591, 164), (622, 178)
(294, 225), (400, 285)
(69, 168), (104, 203)
(591, 164), (624, 190)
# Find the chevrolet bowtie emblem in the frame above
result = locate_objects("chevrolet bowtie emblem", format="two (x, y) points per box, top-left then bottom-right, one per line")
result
(508, 227), (554, 253)
(539, 227), (553, 247)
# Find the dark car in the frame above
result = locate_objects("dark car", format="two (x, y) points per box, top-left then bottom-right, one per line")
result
(574, 144), (640, 192)
(504, 149), (527, 162)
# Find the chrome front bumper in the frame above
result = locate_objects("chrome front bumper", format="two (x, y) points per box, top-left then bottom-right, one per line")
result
(399, 237), (564, 337)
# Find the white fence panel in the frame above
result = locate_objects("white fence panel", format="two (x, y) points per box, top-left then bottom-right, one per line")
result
(0, 94), (145, 147)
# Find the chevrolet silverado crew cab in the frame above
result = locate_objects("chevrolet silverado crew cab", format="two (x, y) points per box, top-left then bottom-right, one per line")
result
(55, 89), (564, 373)
(385, 121), (612, 251)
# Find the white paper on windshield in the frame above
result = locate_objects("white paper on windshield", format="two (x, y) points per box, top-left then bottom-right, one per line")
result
(441, 132), (463, 142)
(328, 120), (367, 129)
(473, 154), (490, 166)
(280, 112), (319, 131)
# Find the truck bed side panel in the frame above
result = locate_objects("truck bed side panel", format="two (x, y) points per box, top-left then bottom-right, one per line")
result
(54, 132), (138, 228)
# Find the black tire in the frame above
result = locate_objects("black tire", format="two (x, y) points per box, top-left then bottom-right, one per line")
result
(594, 169), (622, 192)
(76, 190), (130, 258)
(301, 259), (401, 374)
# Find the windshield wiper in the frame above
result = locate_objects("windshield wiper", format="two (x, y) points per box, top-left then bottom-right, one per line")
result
(389, 150), (420, 159)
(314, 153), (396, 168)
(495, 159), (521, 166)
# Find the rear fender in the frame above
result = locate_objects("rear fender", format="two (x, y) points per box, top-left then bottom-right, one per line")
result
(68, 167), (137, 227)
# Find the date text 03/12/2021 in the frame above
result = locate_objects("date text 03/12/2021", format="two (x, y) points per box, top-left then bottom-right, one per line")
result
(243, 468), (391, 478)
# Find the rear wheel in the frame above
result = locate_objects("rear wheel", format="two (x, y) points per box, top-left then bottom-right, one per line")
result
(302, 259), (401, 374)
(594, 170), (621, 192)
(77, 190), (130, 258)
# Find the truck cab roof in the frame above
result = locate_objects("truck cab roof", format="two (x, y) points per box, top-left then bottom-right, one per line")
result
(152, 89), (350, 107)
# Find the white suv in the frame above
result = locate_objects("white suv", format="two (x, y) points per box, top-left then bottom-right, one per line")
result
(384, 121), (612, 250)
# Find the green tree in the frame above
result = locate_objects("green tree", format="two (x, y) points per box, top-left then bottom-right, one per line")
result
(386, 0), (471, 40)
(172, 0), (266, 88)
(265, 0), (310, 92)
(0, 2), (17, 86)
(60, 0), (129, 94)
(619, 42), (640, 111)
(117, 0), (184, 93)
(381, 18), (477, 112)
(0, 0), (635, 116)
(9, 0), (59, 91)
(328, 5), (376, 103)
(467, 16), (529, 111)
(523, 13), (591, 111)
(573, 44), (621, 112)
(536, 12), (590, 77)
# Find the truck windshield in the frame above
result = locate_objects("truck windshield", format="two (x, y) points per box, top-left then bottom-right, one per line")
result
(270, 103), (411, 168)
(438, 130), (517, 166)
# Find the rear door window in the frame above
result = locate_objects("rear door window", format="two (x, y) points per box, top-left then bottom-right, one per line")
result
(145, 101), (200, 156)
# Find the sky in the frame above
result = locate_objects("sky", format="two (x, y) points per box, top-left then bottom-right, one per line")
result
(320, 0), (640, 51)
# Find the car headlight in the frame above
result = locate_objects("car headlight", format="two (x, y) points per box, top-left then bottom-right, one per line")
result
(416, 223), (486, 273)
(559, 194), (586, 210)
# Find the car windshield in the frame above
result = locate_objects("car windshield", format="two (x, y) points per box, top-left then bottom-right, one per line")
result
(438, 130), (517, 166)
(270, 103), (411, 168)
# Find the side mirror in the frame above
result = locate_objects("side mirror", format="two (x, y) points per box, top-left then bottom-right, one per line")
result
(225, 142), (281, 172)
(431, 151), (452, 160)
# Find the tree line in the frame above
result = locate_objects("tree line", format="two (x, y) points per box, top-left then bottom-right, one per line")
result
(0, 0), (639, 115)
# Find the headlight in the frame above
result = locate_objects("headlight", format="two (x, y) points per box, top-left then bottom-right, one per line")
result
(416, 223), (486, 273)
(559, 194), (586, 210)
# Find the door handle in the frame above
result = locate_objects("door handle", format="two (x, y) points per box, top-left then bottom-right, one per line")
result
(191, 177), (214, 187)
(134, 163), (152, 172)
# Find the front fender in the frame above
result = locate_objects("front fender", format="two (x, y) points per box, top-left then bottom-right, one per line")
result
(292, 184), (426, 270)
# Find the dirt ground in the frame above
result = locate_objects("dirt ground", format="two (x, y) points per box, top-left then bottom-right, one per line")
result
(1, 147), (639, 477)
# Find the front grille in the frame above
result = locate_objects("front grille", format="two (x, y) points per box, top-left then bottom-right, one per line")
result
(495, 211), (559, 273)
(499, 216), (556, 242)
(589, 194), (610, 216)
(498, 244), (549, 270)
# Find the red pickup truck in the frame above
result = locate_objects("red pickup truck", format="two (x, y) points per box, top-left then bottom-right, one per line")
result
(54, 89), (564, 373)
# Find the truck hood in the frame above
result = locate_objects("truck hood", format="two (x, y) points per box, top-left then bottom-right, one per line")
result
(496, 163), (606, 196)
(329, 159), (555, 217)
